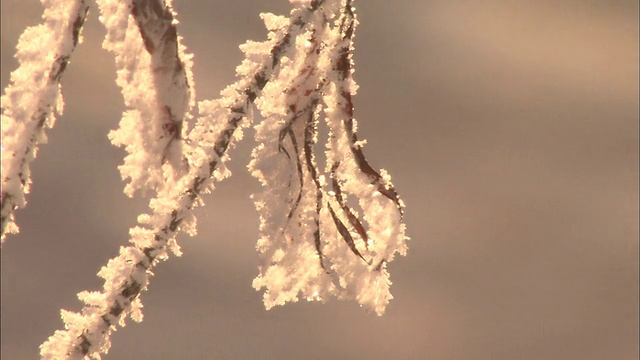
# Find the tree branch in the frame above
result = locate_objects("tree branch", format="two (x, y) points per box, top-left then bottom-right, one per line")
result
(39, 2), (327, 359)
(1, 0), (89, 244)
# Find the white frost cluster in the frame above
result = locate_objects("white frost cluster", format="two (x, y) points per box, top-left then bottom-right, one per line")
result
(40, 246), (149, 360)
(39, 1), (200, 358)
(38, 1), (339, 359)
(96, 0), (195, 197)
(0, 0), (89, 243)
(10, 0), (407, 358)
(250, 0), (408, 316)
(250, 14), (336, 307)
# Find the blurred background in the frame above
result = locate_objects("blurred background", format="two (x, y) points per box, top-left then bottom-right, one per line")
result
(1, 0), (638, 359)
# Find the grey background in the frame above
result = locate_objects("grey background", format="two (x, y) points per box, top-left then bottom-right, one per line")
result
(1, 0), (638, 359)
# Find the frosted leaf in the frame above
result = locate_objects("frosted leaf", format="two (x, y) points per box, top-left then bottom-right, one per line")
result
(250, 5), (333, 307)
(251, 0), (408, 315)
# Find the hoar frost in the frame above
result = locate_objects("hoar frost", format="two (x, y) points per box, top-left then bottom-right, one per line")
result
(250, 0), (408, 316)
(1, 0), (89, 243)
(2, 0), (408, 359)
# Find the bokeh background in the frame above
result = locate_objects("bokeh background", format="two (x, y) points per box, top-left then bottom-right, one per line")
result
(2, 1), (638, 359)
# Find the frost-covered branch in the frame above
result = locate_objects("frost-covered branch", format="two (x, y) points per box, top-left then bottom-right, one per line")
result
(250, 5), (336, 307)
(251, 0), (408, 315)
(1, 0), (406, 357)
(319, 0), (407, 313)
(0, 0), (89, 243)
(39, 2), (327, 359)
(96, 0), (195, 197)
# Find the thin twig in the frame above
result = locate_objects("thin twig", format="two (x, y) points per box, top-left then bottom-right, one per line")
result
(1, 0), (89, 243)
